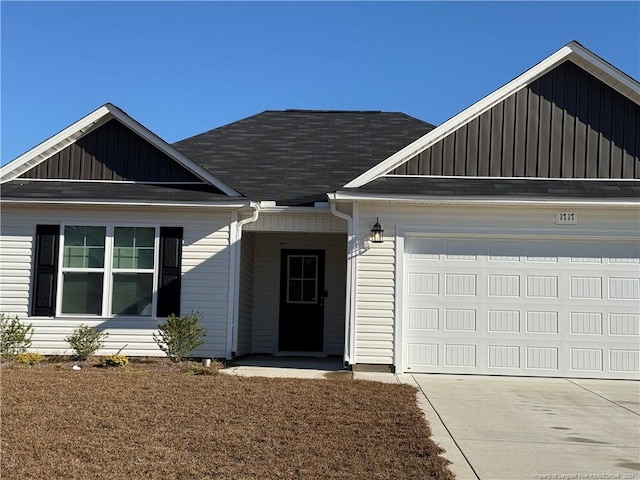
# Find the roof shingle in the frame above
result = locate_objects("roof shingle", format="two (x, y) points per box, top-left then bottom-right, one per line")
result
(173, 110), (435, 205)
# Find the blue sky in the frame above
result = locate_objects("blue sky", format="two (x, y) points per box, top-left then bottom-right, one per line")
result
(2, 1), (639, 165)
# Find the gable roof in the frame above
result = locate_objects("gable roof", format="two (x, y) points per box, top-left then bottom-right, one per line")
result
(173, 110), (434, 206)
(345, 41), (640, 189)
(0, 103), (241, 197)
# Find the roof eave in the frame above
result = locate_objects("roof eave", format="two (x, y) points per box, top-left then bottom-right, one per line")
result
(0, 197), (250, 208)
(331, 191), (640, 208)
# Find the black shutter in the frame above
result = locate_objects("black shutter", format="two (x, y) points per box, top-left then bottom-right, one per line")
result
(32, 225), (60, 317)
(157, 227), (183, 317)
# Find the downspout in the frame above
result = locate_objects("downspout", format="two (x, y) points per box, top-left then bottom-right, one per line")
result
(227, 202), (260, 359)
(329, 195), (355, 367)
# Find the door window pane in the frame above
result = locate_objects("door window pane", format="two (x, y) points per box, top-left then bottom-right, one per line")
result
(288, 279), (302, 303)
(302, 279), (316, 302)
(61, 272), (103, 314)
(112, 273), (153, 315)
(303, 257), (317, 279)
(289, 257), (302, 278)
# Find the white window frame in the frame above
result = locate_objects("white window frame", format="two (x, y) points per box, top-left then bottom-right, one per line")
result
(56, 223), (160, 318)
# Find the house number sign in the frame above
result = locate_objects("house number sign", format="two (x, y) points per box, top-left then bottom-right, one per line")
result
(555, 212), (577, 224)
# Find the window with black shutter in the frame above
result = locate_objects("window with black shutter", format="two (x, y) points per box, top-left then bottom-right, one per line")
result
(157, 227), (183, 317)
(30, 224), (183, 318)
(32, 225), (60, 316)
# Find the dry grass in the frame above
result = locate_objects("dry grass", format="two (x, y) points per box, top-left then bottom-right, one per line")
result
(1, 360), (454, 480)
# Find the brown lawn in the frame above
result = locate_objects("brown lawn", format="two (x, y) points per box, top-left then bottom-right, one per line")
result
(1, 361), (454, 480)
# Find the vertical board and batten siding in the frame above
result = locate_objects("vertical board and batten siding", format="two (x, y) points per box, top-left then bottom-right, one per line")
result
(354, 203), (640, 368)
(18, 119), (206, 183)
(236, 232), (256, 356)
(251, 233), (346, 355)
(391, 61), (640, 179)
(0, 204), (232, 357)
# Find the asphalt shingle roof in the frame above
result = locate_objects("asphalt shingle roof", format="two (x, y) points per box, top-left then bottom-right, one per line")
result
(173, 110), (435, 205)
(344, 177), (640, 198)
(0, 181), (239, 203)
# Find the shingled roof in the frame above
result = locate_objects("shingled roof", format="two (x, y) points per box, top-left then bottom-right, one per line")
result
(341, 177), (640, 198)
(173, 110), (435, 205)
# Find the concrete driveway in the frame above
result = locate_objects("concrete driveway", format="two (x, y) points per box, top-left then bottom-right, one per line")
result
(400, 374), (640, 480)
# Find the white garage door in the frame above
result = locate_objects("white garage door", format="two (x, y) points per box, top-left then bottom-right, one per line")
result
(402, 236), (640, 379)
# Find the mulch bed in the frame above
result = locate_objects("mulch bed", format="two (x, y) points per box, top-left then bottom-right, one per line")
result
(1, 359), (454, 480)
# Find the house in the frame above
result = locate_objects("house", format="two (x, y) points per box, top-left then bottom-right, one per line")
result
(1, 41), (638, 379)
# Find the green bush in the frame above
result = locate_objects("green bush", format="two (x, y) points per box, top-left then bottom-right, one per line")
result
(64, 324), (108, 360)
(15, 352), (46, 365)
(153, 310), (207, 363)
(0, 314), (34, 359)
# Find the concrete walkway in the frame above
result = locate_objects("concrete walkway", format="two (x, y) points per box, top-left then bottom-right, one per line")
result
(222, 362), (640, 479)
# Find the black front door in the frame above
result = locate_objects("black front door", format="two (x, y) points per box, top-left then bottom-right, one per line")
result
(279, 249), (325, 352)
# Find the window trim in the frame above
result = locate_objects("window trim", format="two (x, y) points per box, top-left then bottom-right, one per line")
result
(55, 223), (161, 318)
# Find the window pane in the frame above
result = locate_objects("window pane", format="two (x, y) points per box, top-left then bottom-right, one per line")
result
(63, 226), (105, 268)
(85, 227), (106, 247)
(303, 257), (317, 279)
(64, 226), (85, 246)
(113, 247), (135, 269)
(87, 247), (105, 268)
(112, 273), (153, 315)
(136, 228), (155, 247)
(289, 257), (302, 278)
(113, 227), (155, 269)
(62, 273), (103, 314)
(302, 279), (316, 302)
(114, 227), (134, 247)
(65, 246), (87, 268)
(288, 279), (302, 303)
(137, 248), (155, 269)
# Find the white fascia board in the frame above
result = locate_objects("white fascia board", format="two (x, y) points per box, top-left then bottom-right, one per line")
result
(332, 191), (640, 208)
(0, 103), (242, 198)
(345, 42), (640, 189)
(0, 198), (250, 208)
(569, 42), (640, 101)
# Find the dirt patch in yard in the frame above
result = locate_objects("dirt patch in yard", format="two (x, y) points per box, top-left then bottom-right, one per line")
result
(1, 361), (454, 480)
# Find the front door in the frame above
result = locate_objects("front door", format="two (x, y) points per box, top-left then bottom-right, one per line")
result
(279, 249), (325, 352)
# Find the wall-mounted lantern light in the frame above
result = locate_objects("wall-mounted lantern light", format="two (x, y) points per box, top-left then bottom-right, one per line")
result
(371, 217), (384, 243)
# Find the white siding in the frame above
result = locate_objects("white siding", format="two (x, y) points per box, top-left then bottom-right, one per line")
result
(251, 233), (346, 355)
(236, 232), (256, 356)
(0, 204), (232, 358)
(353, 203), (640, 369)
(354, 235), (396, 365)
(244, 212), (347, 233)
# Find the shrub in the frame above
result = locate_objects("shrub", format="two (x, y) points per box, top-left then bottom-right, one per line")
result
(153, 310), (207, 363)
(0, 314), (34, 359)
(15, 352), (45, 365)
(64, 324), (108, 360)
(101, 354), (129, 368)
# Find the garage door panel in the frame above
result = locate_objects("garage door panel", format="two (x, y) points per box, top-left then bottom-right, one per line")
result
(406, 337), (640, 375)
(403, 235), (640, 379)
